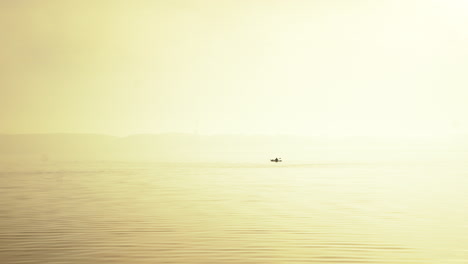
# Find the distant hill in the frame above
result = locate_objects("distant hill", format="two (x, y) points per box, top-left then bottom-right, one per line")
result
(0, 134), (117, 161)
(0, 133), (466, 162)
(0, 133), (298, 162)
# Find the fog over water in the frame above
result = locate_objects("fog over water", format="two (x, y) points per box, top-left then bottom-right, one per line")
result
(3, 1), (468, 262)
(2, 133), (467, 163)
(1, 133), (468, 263)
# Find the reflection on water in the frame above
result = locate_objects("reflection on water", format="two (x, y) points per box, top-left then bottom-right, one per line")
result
(1, 161), (468, 263)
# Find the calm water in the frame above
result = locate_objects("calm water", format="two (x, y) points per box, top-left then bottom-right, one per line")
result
(1, 160), (468, 263)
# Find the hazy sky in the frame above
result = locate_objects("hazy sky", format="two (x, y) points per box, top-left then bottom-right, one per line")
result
(1, 0), (468, 137)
